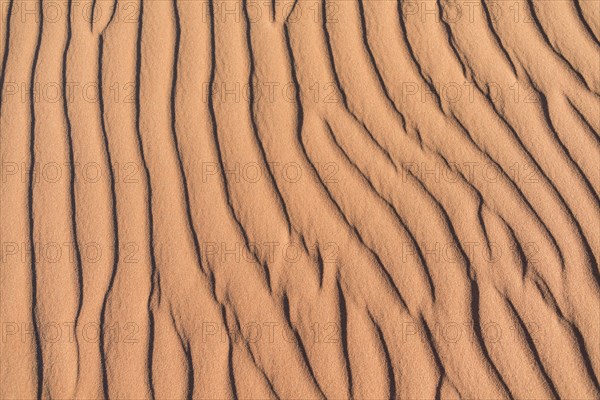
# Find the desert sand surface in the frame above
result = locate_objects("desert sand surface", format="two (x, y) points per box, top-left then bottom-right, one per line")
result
(1, 0), (599, 398)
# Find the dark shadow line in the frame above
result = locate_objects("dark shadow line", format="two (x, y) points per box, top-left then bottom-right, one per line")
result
(525, 0), (591, 91)
(242, 0), (293, 237)
(221, 305), (239, 399)
(420, 316), (449, 400)
(322, 0), (399, 169)
(0, 0), (14, 112)
(573, 0), (600, 47)
(206, 0), (259, 267)
(134, 1), (157, 397)
(28, 0), (45, 397)
(480, 0), (518, 76)
(368, 311), (396, 400)
(170, 0), (208, 277)
(470, 279), (514, 399)
(566, 97), (599, 142)
(281, 293), (326, 398)
(435, 0), (468, 78)
(356, 0), (407, 130)
(90, 0), (96, 31)
(396, 0), (443, 109)
(570, 322), (600, 392)
(97, 33), (120, 399)
(505, 298), (560, 399)
(271, 0), (276, 22)
(62, 0), (84, 384)
(336, 279), (353, 398)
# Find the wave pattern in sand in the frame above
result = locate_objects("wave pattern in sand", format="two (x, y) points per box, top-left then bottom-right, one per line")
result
(1, 0), (600, 398)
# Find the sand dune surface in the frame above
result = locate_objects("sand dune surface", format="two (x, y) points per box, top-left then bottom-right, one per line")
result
(1, 0), (599, 398)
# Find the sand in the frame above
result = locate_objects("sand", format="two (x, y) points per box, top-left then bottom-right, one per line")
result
(0, 0), (599, 398)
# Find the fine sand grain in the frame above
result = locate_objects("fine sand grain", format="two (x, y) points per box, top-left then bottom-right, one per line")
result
(1, 0), (599, 398)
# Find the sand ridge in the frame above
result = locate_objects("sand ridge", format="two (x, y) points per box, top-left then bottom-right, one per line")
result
(1, 0), (599, 398)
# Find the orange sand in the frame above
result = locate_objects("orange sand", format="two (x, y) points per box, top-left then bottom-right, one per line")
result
(1, 0), (599, 398)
